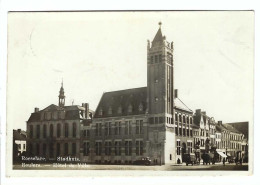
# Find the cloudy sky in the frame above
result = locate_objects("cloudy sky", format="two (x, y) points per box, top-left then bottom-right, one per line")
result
(7, 11), (254, 130)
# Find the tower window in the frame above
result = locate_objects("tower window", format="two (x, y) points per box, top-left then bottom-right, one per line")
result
(150, 56), (154, 63)
(155, 55), (158, 63)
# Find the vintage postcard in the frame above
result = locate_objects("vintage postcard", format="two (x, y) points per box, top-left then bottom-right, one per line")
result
(6, 11), (254, 177)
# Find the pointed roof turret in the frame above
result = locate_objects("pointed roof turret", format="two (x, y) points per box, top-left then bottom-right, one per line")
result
(152, 22), (164, 44)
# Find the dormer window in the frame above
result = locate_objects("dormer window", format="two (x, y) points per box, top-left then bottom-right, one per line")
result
(118, 106), (122, 114)
(99, 108), (103, 116)
(108, 106), (112, 115)
(138, 103), (143, 112)
(128, 104), (133, 113)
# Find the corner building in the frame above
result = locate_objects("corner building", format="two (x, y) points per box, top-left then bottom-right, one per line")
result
(86, 24), (194, 165)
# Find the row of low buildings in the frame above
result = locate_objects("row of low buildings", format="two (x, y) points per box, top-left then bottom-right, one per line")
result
(19, 23), (249, 165)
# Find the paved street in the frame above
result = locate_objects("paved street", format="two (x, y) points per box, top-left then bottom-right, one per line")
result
(13, 163), (248, 171)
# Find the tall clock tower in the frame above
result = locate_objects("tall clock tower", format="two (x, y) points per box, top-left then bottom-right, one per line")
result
(147, 22), (174, 118)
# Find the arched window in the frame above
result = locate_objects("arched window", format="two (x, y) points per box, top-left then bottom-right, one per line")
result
(190, 117), (193, 124)
(128, 104), (133, 113)
(73, 122), (76, 137)
(179, 115), (182, 123)
(187, 117), (189, 124)
(183, 115), (186, 123)
(57, 124), (61, 138)
(50, 124), (53, 138)
(138, 103), (143, 112)
(118, 106), (122, 114)
(64, 123), (69, 137)
(108, 106), (112, 115)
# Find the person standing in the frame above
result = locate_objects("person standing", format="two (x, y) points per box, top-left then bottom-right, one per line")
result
(223, 157), (226, 166)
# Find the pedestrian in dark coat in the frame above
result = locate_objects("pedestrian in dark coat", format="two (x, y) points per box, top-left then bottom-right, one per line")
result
(223, 158), (226, 166)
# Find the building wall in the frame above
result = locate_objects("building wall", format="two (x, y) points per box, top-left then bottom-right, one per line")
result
(27, 119), (82, 160)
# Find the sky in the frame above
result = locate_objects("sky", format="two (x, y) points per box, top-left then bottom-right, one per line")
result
(7, 11), (254, 130)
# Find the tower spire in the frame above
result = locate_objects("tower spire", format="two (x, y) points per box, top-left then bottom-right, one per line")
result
(58, 79), (65, 107)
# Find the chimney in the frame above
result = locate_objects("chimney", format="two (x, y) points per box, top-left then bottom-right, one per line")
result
(174, 89), (178, 98)
(218, 121), (222, 125)
(196, 109), (201, 115)
(34, 107), (39, 112)
(17, 129), (21, 133)
(84, 103), (90, 119)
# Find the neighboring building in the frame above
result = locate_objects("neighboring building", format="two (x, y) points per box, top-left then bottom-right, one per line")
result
(193, 110), (216, 154)
(13, 129), (27, 159)
(225, 122), (248, 162)
(26, 82), (93, 161)
(174, 90), (194, 163)
(223, 123), (244, 160)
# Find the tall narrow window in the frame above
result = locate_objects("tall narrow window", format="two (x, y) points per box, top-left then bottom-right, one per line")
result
(105, 141), (112, 155)
(95, 142), (102, 156)
(115, 141), (121, 156)
(42, 143), (46, 156)
(73, 122), (76, 137)
(95, 123), (102, 136)
(36, 125), (40, 138)
(57, 143), (60, 157)
(64, 123), (69, 137)
(72, 143), (76, 155)
(177, 141), (181, 155)
(49, 143), (54, 158)
(125, 121), (132, 135)
(84, 142), (90, 156)
(115, 122), (121, 135)
(57, 124), (61, 138)
(30, 125), (33, 138)
(136, 120), (143, 134)
(125, 141), (132, 156)
(105, 122), (111, 136)
(36, 143), (40, 155)
(136, 140), (143, 156)
(43, 124), (47, 138)
(50, 124), (53, 138)
(64, 143), (68, 155)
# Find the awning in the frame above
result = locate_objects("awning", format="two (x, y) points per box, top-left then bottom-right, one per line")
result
(217, 151), (227, 158)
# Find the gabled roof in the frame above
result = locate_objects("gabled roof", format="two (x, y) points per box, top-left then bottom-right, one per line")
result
(94, 87), (147, 118)
(223, 123), (242, 134)
(225, 122), (248, 139)
(13, 130), (26, 140)
(174, 98), (193, 113)
(42, 104), (64, 111)
(152, 28), (163, 43)
(27, 104), (88, 122)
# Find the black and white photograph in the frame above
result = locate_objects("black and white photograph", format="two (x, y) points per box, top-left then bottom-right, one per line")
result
(5, 11), (253, 176)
